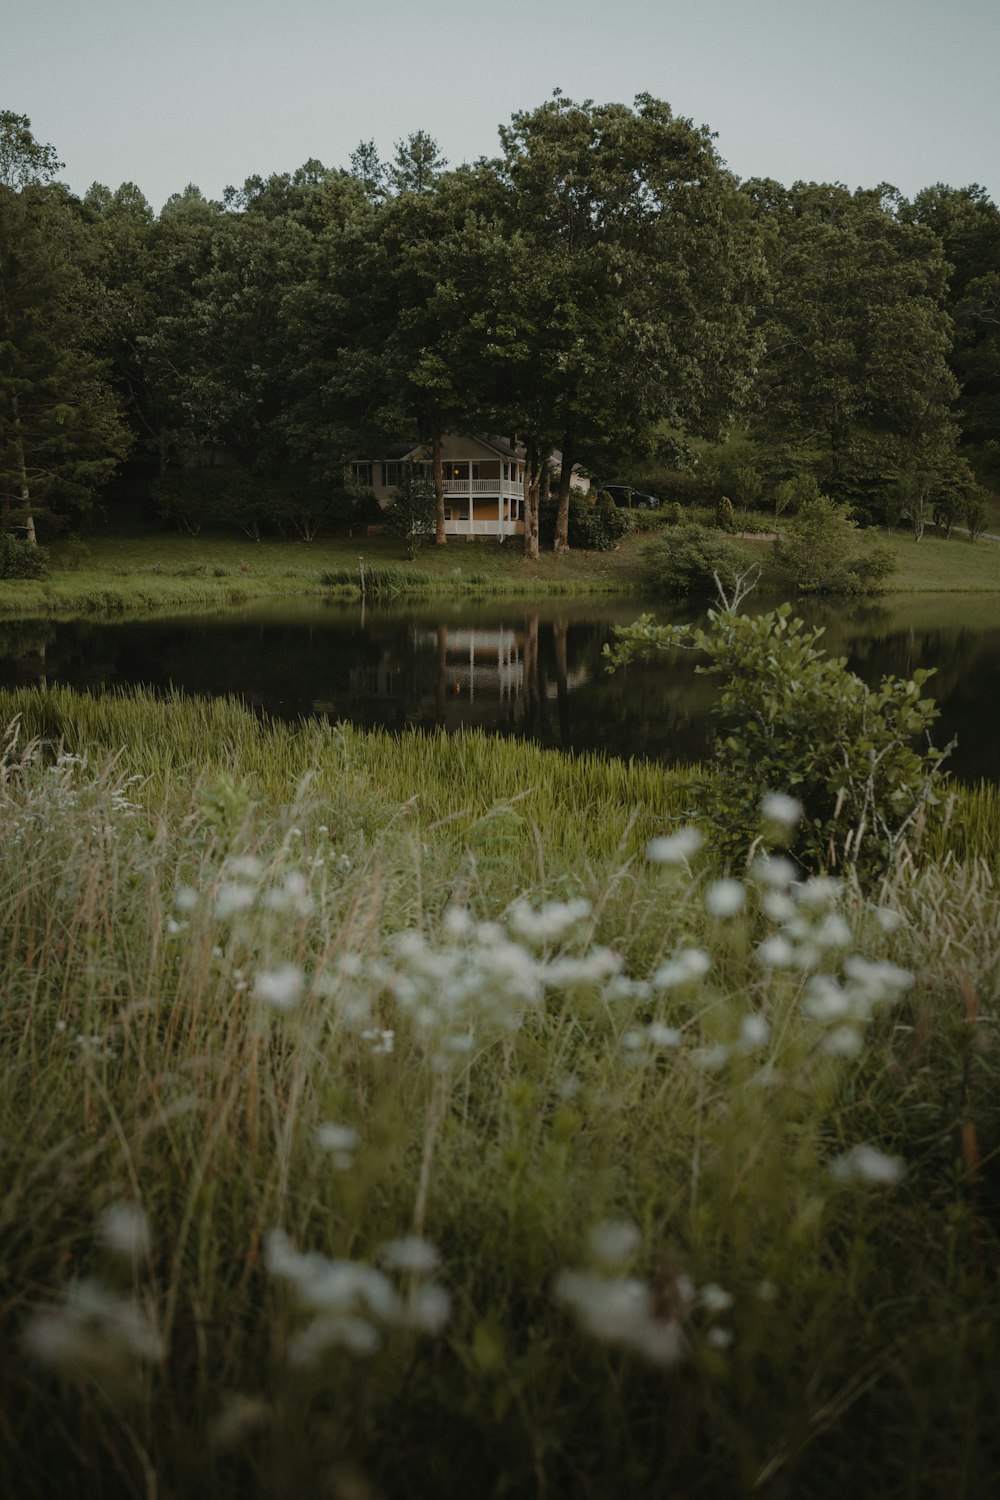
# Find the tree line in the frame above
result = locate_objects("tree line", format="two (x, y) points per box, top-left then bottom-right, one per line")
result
(1, 96), (998, 557)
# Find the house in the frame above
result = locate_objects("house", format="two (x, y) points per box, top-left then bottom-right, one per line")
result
(349, 435), (588, 539)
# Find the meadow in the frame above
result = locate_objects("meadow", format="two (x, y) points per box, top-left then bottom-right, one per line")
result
(1, 684), (999, 1498)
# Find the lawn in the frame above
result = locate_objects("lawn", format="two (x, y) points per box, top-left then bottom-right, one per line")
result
(2, 517), (998, 620)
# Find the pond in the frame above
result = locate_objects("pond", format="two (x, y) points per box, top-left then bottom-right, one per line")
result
(1, 592), (999, 781)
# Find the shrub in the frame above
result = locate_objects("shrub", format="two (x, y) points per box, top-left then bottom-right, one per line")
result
(641, 523), (750, 598)
(538, 497), (633, 550)
(607, 602), (949, 878)
(774, 471), (820, 523)
(0, 533), (48, 580)
(774, 495), (896, 594)
(964, 488), (990, 542)
(384, 468), (436, 541)
(715, 494), (736, 531)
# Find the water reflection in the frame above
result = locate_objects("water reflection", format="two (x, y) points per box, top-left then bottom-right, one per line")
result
(1, 594), (998, 781)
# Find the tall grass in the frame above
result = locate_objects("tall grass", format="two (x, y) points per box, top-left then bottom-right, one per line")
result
(1, 687), (998, 1498)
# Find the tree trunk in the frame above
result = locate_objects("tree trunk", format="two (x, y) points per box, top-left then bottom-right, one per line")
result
(553, 430), (575, 553)
(11, 392), (36, 544)
(523, 438), (542, 561)
(432, 432), (447, 545)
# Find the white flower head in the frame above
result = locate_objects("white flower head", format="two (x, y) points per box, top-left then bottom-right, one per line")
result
(704, 878), (746, 919)
(314, 1123), (359, 1155)
(378, 1236), (440, 1275)
(96, 1203), (151, 1261)
(647, 826), (703, 866)
(254, 963), (304, 1011)
(652, 947), (710, 990)
(760, 792), (802, 828)
(589, 1219), (642, 1268)
(830, 1144), (905, 1186)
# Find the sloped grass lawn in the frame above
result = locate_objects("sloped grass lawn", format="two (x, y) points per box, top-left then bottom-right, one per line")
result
(1, 686), (998, 1498)
(1, 532), (649, 617)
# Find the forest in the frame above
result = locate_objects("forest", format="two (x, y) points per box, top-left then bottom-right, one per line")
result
(1, 95), (998, 559)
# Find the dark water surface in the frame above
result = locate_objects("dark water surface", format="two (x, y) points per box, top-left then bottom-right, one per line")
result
(2, 593), (998, 780)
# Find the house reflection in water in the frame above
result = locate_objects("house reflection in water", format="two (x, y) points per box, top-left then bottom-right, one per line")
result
(430, 628), (524, 702)
(318, 614), (598, 747)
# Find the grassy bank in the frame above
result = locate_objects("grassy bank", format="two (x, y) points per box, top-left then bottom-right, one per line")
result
(1, 531), (647, 617)
(1, 686), (999, 1498)
(2, 519), (998, 619)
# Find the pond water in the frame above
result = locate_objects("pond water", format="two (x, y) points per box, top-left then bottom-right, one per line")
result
(2, 592), (999, 781)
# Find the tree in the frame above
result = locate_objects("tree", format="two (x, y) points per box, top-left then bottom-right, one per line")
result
(903, 184), (1000, 460)
(497, 93), (764, 554)
(0, 180), (129, 540)
(0, 112), (63, 190)
(389, 131), (447, 195)
(743, 180), (959, 512)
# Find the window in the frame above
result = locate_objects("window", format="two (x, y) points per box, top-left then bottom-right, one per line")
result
(349, 462), (373, 487)
(382, 462), (403, 488)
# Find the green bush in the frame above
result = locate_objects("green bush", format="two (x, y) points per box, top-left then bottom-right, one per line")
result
(384, 468), (436, 540)
(608, 602), (949, 877)
(715, 494), (736, 531)
(964, 488), (990, 542)
(0, 533), (48, 580)
(641, 523), (750, 597)
(774, 495), (896, 594)
(538, 497), (633, 550)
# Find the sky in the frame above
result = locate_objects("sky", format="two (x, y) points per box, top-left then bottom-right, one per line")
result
(3, 0), (998, 212)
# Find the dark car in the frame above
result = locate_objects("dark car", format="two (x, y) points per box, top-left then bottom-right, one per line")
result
(596, 484), (660, 510)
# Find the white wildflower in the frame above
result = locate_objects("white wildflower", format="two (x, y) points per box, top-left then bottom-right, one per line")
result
(254, 964), (304, 1012)
(760, 792), (802, 828)
(508, 898), (591, 945)
(96, 1203), (151, 1260)
(378, 1236), (439, 1275)
(589, 1220), (641, 1268)
(699, 1282), (733, 1314)
(821, 1025), (864, 1058)
(752, 853), (798, 889)
(761, 890), (796, 923)
(815, 913), (853, 949)
(705, 879), (746, 919)
(691, 1043), (730, 1073)
(794, 876), (842, 909)
(875, 906), (904, 934)
(174, 884), (198, 913)
(289, 1315), (381, 1363)
(652, 948), (711, 989)
(756, 934), (797, 969)
(707, 1326), (734, 1350)
(830, 1144), (905, 1186)
(24, 1279), (164, 1372)
(214, 882), (256, 920)
(802, 975), (851, 1022)
(737, 1014), (770, 1052)
(314, 1124), (359, 1155)
(399, 1282), (451, 1334)
(647, 1022), (683, 1048)
(554, 1270), (685, 1367)
(647, 826), (703, 865)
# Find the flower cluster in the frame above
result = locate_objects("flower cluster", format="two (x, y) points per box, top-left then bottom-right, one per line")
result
(265, 1229), (450, 1363)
